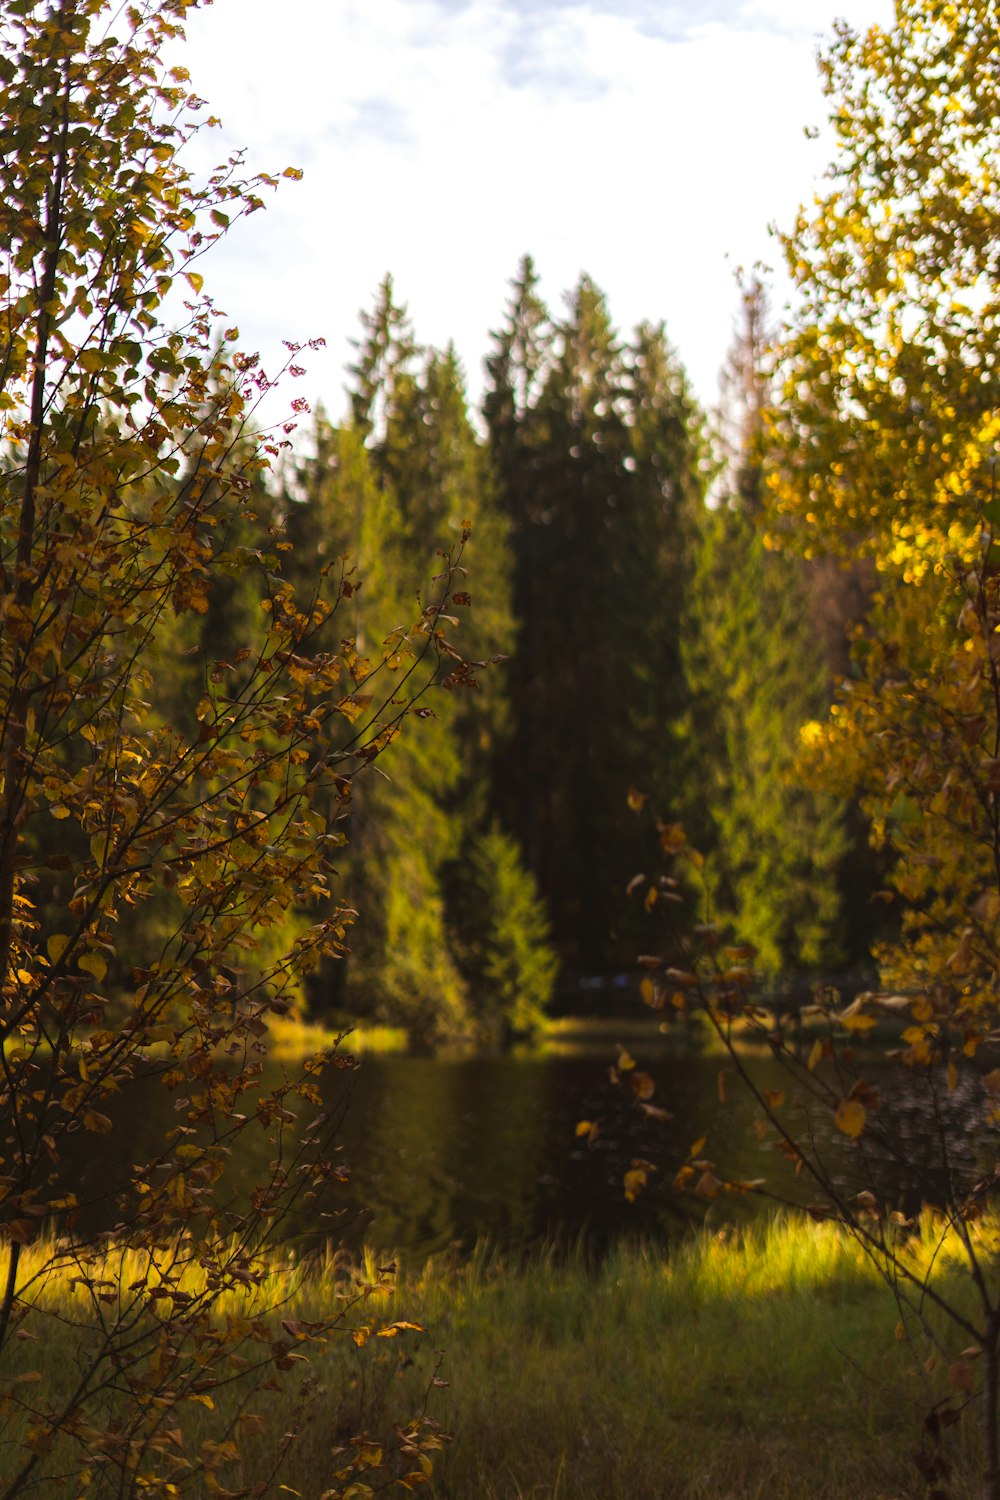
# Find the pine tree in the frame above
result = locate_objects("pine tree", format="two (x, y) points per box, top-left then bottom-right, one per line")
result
(681, 282), (847, 972)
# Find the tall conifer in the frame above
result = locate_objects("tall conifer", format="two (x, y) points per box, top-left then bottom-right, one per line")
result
(284, 282), (553, 1040)
(486, 264), (705, 970)
(681, 283), (847, 971)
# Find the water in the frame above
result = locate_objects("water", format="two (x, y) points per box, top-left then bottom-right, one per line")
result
(67, 1034), (993, 1261)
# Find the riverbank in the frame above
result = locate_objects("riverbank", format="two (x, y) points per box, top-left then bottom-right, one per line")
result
(4, 1215), (986, 1498)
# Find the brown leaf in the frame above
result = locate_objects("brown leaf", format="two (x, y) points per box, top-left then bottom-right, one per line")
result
(694, 1169), (721, 1199)
(629, 1071), (655, 1101)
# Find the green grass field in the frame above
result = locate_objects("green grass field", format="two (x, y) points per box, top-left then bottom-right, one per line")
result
(2, 1213), (992, 1498)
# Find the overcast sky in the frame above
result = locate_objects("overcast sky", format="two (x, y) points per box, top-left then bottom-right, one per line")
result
(172, 0), (895, 431)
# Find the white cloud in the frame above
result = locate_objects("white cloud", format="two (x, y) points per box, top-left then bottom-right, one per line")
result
(170, 0), (895, 431)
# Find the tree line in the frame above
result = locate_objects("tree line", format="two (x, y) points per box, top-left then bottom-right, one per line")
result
(177, 262), (887, 1046)
(2, 254), (890, 1054)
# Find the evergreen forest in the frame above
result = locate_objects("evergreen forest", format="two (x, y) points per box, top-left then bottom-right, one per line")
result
(151, 263), (882, 1049)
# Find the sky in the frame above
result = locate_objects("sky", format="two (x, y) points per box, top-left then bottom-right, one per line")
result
(171, 0), (896, 432)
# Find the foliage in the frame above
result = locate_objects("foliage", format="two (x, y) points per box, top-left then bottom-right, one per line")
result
(680, 283), (847, 973)
(0, 2), (469, 1491)
(449, 821), (558, 1044)
(766, 0), (1000, 1035)
(624, 4), (1000, 1496)
(282, 284), (536, 1045)
(684, 503), (845, 970)
(485, 258), (706, 971)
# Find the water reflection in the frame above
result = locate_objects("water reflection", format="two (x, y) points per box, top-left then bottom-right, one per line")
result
(61, 1045), (997, 1262)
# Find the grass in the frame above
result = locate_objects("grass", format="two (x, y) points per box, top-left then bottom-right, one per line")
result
(1, 1213), (993, 1498)
(265, 1010), (410, 1059)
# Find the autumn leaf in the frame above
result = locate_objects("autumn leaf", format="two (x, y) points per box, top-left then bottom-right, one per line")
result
(624, 1159), (656, 1202)
(629, 1071), (655, 1101)
(656, 819), (686, 853)
(834, 1099), (866, 1139)
(694, 1169), (721, 1199)
(77, 952), (107, 983)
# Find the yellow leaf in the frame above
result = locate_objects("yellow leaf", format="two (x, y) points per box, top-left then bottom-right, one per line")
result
(78, 953), (107, 982)
(185, 271), (204, 294)
(617, 1048), (636, 1072)
(688, 1135), (706, 1158)
(657, 820), (686, 853)
(948, 1061), (958, 1092)
(167, 1174), (189, 1210)
(49, 805), (71, 820)
(575, 1120), (594, 1137)
(83, 1111), (112, 1134)
(834, 1099), (866, 1139)
(624, 1167), (648, 1202)
(841, 1012), (878, 1033)
(807, 1038), (824, 1072)
(47, 934), (70, 964)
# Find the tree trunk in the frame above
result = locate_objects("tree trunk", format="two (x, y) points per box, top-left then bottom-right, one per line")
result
(984, 1327), (1000, 1500)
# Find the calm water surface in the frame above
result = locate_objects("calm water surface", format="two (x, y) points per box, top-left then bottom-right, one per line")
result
(73, 1040), (991, 1261)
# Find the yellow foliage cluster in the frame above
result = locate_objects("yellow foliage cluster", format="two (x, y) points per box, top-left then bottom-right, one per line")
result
(768, 2), (1000, 1035)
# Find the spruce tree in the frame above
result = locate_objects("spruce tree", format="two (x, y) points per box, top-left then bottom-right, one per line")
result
(486, 264), (706, 972)
(284, 282), (555, 1042)
(681, 282), (847, 972)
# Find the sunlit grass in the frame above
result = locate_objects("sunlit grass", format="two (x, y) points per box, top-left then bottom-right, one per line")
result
(2, 1213), (992, 1497)
(265, 1010), (409, 1059)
